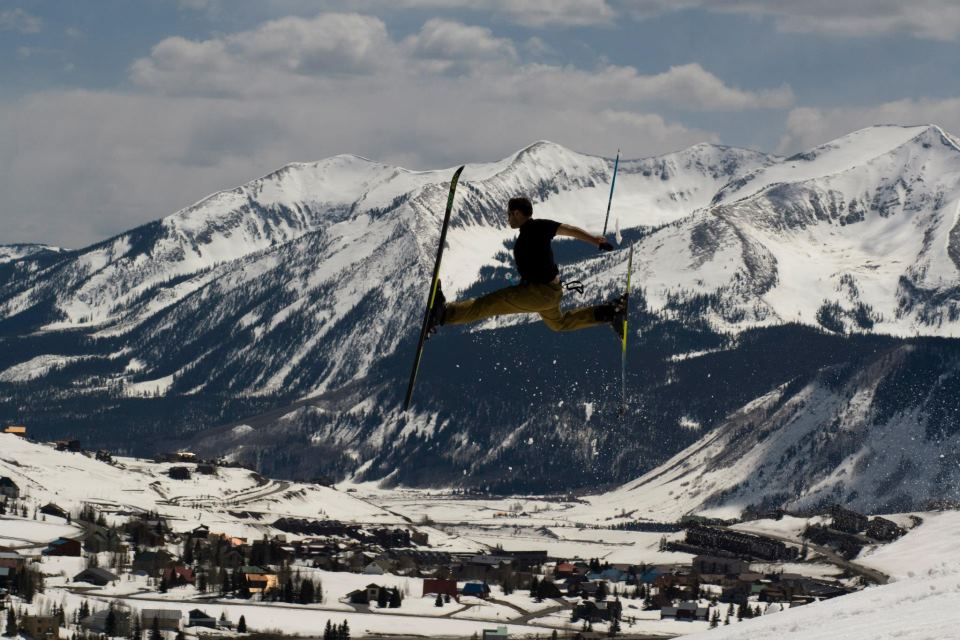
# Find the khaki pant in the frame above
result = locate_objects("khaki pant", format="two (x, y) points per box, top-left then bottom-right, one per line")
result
(444, 281), (603, 332)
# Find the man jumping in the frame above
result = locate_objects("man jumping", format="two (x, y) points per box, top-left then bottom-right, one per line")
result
(427, 196), (627, 339)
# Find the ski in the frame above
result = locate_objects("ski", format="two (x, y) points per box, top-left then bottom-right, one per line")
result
(620, 243), (634, 415)
(403, 165), (465, 411)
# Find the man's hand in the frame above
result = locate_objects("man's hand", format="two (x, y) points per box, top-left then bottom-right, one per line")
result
(598, 240), (614, 251)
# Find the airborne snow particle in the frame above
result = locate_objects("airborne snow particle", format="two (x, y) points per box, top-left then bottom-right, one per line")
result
(527, 437), (534, 445)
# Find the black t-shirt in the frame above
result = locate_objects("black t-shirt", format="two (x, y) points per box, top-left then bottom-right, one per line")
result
(514, 218), (561, 284)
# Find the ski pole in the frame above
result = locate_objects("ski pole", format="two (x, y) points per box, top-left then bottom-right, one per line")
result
(600, 149), (620, 246)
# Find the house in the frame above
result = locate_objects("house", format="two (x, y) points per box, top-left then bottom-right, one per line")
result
(80, 608), (132, 635)
(196, 464), (216, 475)
(2, 426), (26, 437)
(132, 550), (176, 576)
(573, 600), (622, 623)
(162, 565), (195, 587)
(348, 583), (384, 605)
(829, 505), (868, 534)
(43, 537), (81, 556)
(140, 609), (182, 632)
(0, 567), (11, 586)
(242, 566), (278, 594)
(73, 567), (120, 586)
(84, 527), (122, 553)
(0, 550), (24, 571)
(693, 555), (751, 576)
(423, 578), (459, 599)
(40, 503), (69, 519)
(0, 476), (19, 499)
(168, 466), (191, 480)
(661, 601), (710, 621)
(191, 524), (210, 539)
(20, 615), (59, 640)
(460, 581), (491, 598)
(187, 609), (218, 629)
(555, 562), (576, 577)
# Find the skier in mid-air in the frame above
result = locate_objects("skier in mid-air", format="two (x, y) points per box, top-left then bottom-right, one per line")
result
(426, 196), (627, 339)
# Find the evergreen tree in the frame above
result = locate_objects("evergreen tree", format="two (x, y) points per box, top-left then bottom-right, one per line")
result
(710, 610), (719, 628)
(323, 620), (333, 640)
(299, 578), (314, 605)
(149, 617), (161, 640)
(159, 575), (168, 594)
(377, 587), (388, 609)
(339, 620), (350, 640)
(389, 588), (401, 608)
(529, 577), (540, 599)
(130, 615), (142, 640)
(595, 581), (608, 601)
(237, 616), (246, 633)
(434, 594), (443, 607)
(283, 578), (294, 603)
(4, 608), (17, 638)
(105, 606), (117, 636)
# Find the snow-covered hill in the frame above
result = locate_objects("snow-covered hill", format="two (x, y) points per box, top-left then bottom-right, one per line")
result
(0, 433), (401, 541)
(579, 338), (960, 520)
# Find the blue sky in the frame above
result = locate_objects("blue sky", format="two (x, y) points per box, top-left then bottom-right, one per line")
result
(3, 0), (960, 247)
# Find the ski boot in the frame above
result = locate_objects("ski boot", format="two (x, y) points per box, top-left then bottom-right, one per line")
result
(595, 293), (628, 341)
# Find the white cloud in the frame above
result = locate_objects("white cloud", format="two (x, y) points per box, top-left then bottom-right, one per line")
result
(403, 18), (517, 66)
(1, 13), (788, 247)
(777, 97), (960, 153)
(0, 8), (42, 33)
(623, 0), (960, 41)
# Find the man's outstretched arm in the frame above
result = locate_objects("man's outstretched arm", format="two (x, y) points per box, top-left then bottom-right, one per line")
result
(556, 223), (614, 251)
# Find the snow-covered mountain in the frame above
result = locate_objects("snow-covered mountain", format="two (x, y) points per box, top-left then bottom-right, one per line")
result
(2, 125), (959, 505)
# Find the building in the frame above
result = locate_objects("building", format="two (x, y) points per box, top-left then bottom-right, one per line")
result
(73, 568), (120, 586)
(2, 426), (26, 437)
(482, 626), (508, 639)
(661, 602), (710, 621)
(140, 609), (182, 632)
(693, 555), (751, 576)
(40, 503), (69, 519)
(0, 550), (24, 571)
(187, 610), (218, 629)
(242, 566), (278, 594)
(423, 578), (459, 599)
(0, 476), (19, 499)
(460, 581), (491, 598)
(829, 505), (868, 535)
(43, 538), (82, 557)
(348, 583), (384, 605)
(163, 565), (195, 587)
(132, 550), (175, 576)
(20, 615), (59, 640)
(168, 466), (191, 480)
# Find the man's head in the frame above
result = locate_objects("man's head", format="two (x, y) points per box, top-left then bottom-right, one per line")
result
(507, 196), (533, 229)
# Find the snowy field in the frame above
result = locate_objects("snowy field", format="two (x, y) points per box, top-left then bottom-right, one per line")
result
(0, 514), (82, 548)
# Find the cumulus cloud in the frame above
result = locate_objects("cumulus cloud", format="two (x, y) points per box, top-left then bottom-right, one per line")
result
(623, 0), (960, 41)
(0, 8), (42, 33)
(777, 98), (960, 153)
(2, 12), (785, 247)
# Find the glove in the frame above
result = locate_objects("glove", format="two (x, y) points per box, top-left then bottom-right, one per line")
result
(598, 241), (614, 252)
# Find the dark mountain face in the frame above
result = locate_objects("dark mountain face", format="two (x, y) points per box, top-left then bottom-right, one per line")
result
(2, 129), (960, 513)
